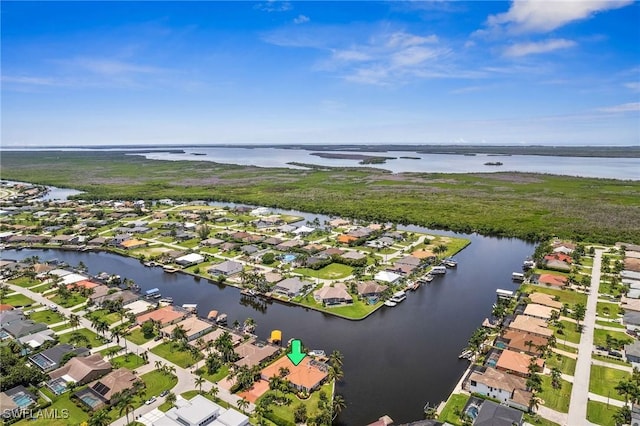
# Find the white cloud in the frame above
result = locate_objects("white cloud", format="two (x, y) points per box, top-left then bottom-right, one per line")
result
(71, 58), (164, 76)
(254, 1), (291, 13)
(487, 0), (633, 33)
(503, 38), (576, 57)
(625, 82), (640, 92)
(1, 75), (59, 86)
(293, 14), (310, 24)
(598, 102), (640, 113)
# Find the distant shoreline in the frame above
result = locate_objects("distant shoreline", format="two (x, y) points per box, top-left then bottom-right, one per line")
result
(2, 144), (640, 158)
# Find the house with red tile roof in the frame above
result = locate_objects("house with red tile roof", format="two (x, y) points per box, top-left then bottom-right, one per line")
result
(537, 274), (568, 288)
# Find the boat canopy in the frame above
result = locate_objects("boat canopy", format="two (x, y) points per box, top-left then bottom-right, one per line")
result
(145, 288), (160, 295)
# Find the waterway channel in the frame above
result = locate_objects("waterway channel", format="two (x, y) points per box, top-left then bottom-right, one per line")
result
(3, 230), (534, 424)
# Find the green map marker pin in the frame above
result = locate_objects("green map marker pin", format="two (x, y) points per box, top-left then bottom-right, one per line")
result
(287, 339), (306, 366)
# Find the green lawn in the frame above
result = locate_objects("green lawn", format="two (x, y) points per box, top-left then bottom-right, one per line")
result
(28, 309), (67, 324)
(592, 354), (631, 367)
(57, 327), (104, 348)
(50, 293), (87, 308)
(437, 393), (469, 426)
(127, 327), (156, 345)
(181, 390), (231, 409)
(111, 353), (146, 370)
(545, 353), (577, 376)
(519, 285), (587, 306)
(555, 343), (578, 354)
(294, 293), (382, 320)
(150, 341), (203, 368)
(51, 323), (72, 332)
(87, 308), (122, 325)
(524, 414), (561, 426)
(593, 329), (633, 349)
(259, 382), (334, 426)
(587, 400), (618, 426)
(30, 283), (53, 293)
(551, 320), (582, 344)
(597, 302), (623, 318)
(15, 392), (89, 426)
(539, 375), (572, 413)
(294, 263), (353, 279)
(9, 277), (42, 287)
(1, 293), (35, 307)
(201, 365), (230, 383)
(596, 320), (624, 329)
(141, 370), (178, 399)
(589, 365), (630, 400)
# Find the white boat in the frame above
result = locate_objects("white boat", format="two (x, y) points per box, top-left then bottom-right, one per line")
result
(523, 260), (536, 269)
(512, 272), (525, 281)
(215, 313), (228, 324)
(431, 266), (447, 275)
(443, 258), (458, 268)
(308, 349), (326, 357)
(458, 349), (473, 359)
(390, 291), (407, 303)
(384, 300), (397, 307)
(159, 297), (173, 304)
(182, 303), (197, 313)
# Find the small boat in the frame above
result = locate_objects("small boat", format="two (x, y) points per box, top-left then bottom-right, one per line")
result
(216, 313), (228, 324)
(384, 300), (397, 307)
(163, 266), (178, 273)
(512, 272), (525, 281)
(390, 291), (407, 303)
(240, 288), (256, 297)
(523, 260), (535, 269)
(207, 310), (219, 320)
(182, 303), (197, 313)
(408, 281), (420, 291)
(431, 266), (447, 275)
(458, 350), (473, 359)
(443, 258), (458, 268)
(308, 349), (326, 357)
(159, 297), (173, 304)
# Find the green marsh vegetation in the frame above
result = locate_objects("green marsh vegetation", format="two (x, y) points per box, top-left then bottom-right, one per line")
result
(2, 151), (639, 243)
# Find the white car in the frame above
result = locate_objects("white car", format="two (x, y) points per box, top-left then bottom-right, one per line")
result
(145, 397), (157, 405)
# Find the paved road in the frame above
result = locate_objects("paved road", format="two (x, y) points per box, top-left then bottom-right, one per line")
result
(3, 281), (254, 426)
(567, 249), (603, 426)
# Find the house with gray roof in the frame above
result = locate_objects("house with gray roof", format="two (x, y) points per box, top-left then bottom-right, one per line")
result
(625, 341), (640, 367)
(207, 260), (243, 277)
(29, 344), (90, 372)
(0, 309), (24, 327)
(3, 319), (48, 338)
(273, 277), (311, 298)
(625, 311), (640, 331)
(471, 398), (524, 426)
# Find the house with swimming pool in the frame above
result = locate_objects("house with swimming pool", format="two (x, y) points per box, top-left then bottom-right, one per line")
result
(75, 368), (140, 410)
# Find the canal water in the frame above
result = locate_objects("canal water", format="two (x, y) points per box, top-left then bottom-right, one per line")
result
(3, 233), (533, 424)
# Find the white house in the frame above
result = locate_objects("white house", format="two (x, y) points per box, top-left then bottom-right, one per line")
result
(374, 271), (402, 284)
(175, 253), (205, 267)
(467, 367), (531, 411)
(150, 394), (249, 426)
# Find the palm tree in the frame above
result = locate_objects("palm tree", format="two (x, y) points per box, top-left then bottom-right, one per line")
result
(328, 365), (344, 383)
(88, 408), (111, 426)
(69, 313), (80, 330)
(332, 394), (346, 420)
(528, 395), (541, 413)
(119, 400), (135, 425)
(68, 331), (90, 348)
(171, 324), (188, 344)
(329, 350), (344, 368)
(155, 360), (163, 370)
(208, 385), (219, 400)
(550, 367), (562, 389)
(237, 397), (250, 413)
(278, 366), (290, 378)
(194, 375), (205, 394)
(165, 391), (177, 407)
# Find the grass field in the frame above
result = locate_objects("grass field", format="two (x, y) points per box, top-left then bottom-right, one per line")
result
(295, 293), (382, 320)
(592, 354), (631, 367)
(9, 277), (41, 287)
(520, 285), (587, 306)
(586, 400), (618, 426)
(593, 329), (633, 349)
(50, 293), (86, 308)
(111, 353), (146, 370)
(3, 151), (639, 243)
(127, 327), (156, 345)
(28, 309), (67, 324)
(589, 365), (630, 400)
(150, 341), (203, 368)
(140, 370), (178, 399)
(1, 293), (35, 307)
(596, 302), (623, 318)
(294, 263), (353, 279)
(57, 327), (104, 348)
(87, 308), (122, 325)
(15, 392), (89, 426)
(551, 320), (582, 344)
(545, 353), (577, 375)
(438, 394), (469, 426)
(539, 375), (572, 413)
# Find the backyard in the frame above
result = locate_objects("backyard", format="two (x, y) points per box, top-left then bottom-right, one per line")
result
(589, 365), (630, 400)
(150, 341), (203, 368)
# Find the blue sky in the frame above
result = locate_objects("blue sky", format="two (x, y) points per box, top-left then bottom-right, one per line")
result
(2, 1), (639, 146)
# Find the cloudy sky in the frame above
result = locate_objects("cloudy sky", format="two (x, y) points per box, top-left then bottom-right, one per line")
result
(2, 1), (639, 146)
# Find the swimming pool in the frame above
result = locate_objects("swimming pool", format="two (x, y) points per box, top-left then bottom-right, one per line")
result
(29, 353), (56, 370)
(465, 405), (479, 420)
(12, 392), (35, 408)
(281, 254), (297, 263)
(47, 378), (68, 395)
(80, 394), (102, 409)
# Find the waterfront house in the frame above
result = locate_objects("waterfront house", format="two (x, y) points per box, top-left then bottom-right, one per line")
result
(552, 242), (575, 254)
(624, 341), (640, 367)
(357, 281), (388, 298)
(293, 225), (315, 236)
(208, 260), (243, 277)
(471, 398), (524, 426)
(495, 349), (544, 378)
(374, 270), (402, 284)
(93, 289), (139, 307)
(119, 239), (147, 250)
(528, 293), (563, 310)
(260, 356), (328, 393)
(523, 303), (557, 321)
(273, 277), (310, 298)
(507, 315), (554, 338)
(189, 327), (243, 349)
(175, 253), (205, 267)
(234, 340), (280, 368)
(136, 305), (188, 327)
(161, 316), (214, 341)
(49, 353), (112, 385)
(466, 366), (531, 411)
(110, 234), (132, 246)
(313, 283), (353, 306)
(536, 273), (568, 288)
